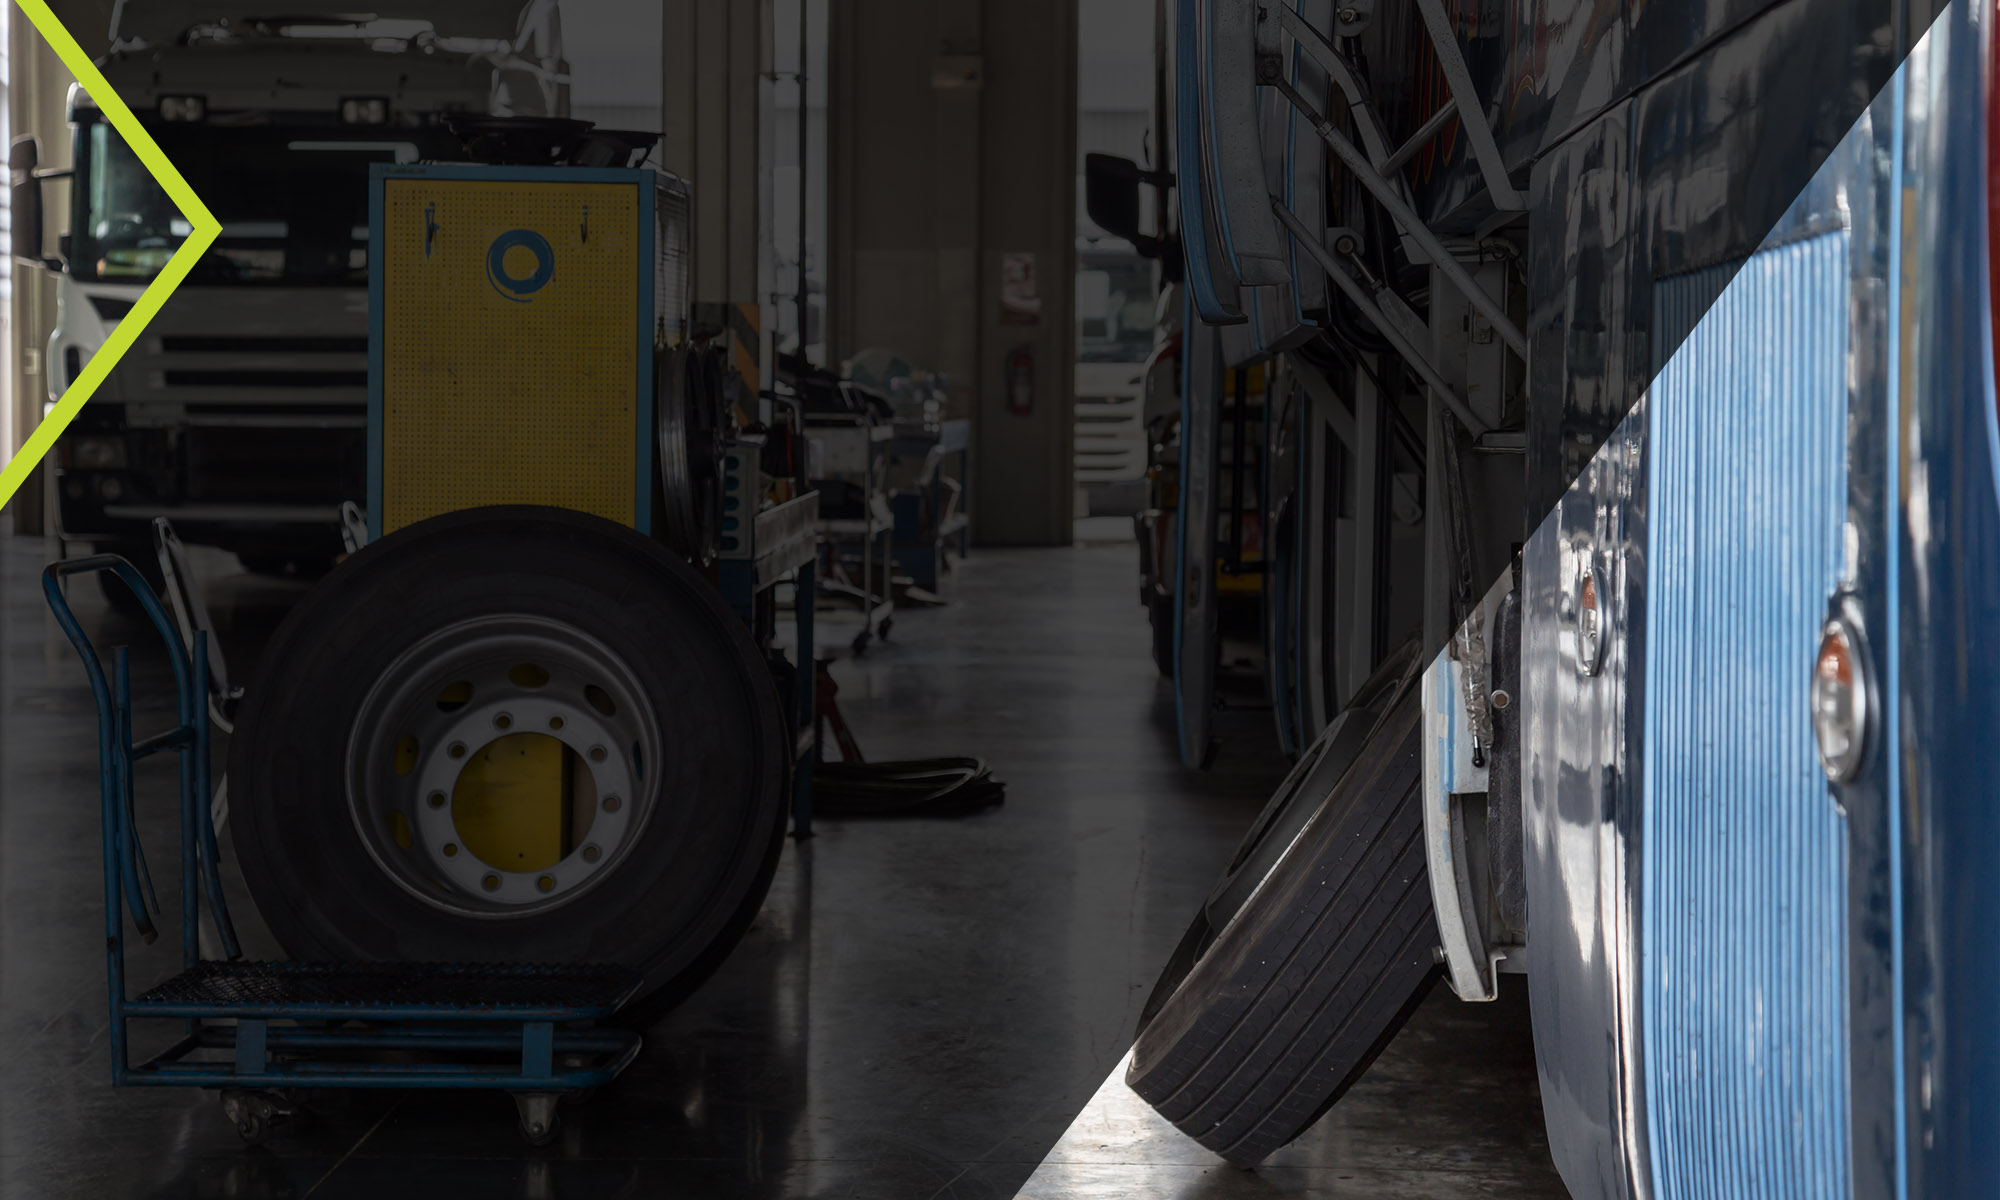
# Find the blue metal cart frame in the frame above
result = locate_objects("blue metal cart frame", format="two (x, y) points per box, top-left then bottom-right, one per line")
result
(716, 490), (822, 838)
(42, 555), (644, 1146)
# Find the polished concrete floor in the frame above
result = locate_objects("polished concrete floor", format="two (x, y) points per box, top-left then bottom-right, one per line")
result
(0, 527), (1564, 1198)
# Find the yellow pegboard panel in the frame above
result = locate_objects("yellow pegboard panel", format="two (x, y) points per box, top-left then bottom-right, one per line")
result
(380, 177), (640, 533)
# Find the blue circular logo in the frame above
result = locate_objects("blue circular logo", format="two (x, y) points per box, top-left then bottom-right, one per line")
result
(486, 229), (554, 302)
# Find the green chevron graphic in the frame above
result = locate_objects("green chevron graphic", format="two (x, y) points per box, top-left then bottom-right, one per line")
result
(0, 0), (219, 509)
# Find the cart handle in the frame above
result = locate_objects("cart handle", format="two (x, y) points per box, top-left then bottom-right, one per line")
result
(42, 556), (241, 964)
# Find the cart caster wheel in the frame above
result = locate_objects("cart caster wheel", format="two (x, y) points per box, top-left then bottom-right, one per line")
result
(878, 618), (893, 642)
(236, 1111), (270, 1147)
(221, 1089), (288, 1147)
(513, 1092), (561, 1147)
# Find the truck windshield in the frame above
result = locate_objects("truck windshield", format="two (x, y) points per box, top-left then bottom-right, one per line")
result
(73, 120), (456, 286)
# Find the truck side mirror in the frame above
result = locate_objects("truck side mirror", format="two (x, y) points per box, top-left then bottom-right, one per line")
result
(10, 135), (45, 267)
(1085, 153), (1171, 260)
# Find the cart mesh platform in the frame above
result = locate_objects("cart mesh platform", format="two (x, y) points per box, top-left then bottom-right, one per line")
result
(136, 960), (642, 1016)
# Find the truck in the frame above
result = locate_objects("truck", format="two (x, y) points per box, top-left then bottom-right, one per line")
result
(16, 0), (565, 607)
(1073, 240), (1157, 508)
(1103, 0), (2000, 1195)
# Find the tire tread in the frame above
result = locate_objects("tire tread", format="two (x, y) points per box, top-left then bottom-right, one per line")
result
(1127, 684), (1438, 1165)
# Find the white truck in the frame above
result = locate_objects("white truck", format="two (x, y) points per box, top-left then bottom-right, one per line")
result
(15, 0), (563, 597)
(1072, 241), (1157, 507)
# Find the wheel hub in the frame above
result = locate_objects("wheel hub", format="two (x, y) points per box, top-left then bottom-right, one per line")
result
(346, 614), (663, 918)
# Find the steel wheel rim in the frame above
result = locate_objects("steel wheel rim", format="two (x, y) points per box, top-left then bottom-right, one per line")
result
(345, 613), (664, 918)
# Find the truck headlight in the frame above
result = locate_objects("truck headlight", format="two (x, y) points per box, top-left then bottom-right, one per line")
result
(158, 95), (206, 122)
(71, 436), (126, 469)
(341, 97), (389, 125)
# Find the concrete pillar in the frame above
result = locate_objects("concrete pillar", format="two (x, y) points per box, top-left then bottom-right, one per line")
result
(829, 0), (1077, 546)
(660, 0), (772, 394)
(931, 1), (982, 422)
(973, 0), (1076, 545)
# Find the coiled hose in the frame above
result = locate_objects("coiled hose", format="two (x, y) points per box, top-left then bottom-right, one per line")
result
(813, 757), (1005, 816)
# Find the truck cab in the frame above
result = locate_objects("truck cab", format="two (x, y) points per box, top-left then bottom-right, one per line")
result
(28, 5), (562, 577)
(1073, 242), (1158, 508)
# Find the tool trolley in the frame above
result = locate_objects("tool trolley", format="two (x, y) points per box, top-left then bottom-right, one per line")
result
(43, 556), (643, 1147)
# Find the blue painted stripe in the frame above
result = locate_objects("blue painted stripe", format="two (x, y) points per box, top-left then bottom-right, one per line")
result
(1641, 230), (1853, 1200)
(1282, 1), (1320, 332)
(1175, 0), (1233, 324)
(1199, 0), (1240, 278)
(367, 164), (386, 540)
(1262, 352), (1294, 756)
(1173, 290), (1193, 759)
(1883, 71), (1908, 1200)
(634, 182), (656, 534)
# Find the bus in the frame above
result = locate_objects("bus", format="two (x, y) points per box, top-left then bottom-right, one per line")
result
(1098, 0), (2000, 1193)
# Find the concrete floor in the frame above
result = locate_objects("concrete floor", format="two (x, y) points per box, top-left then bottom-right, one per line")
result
(0, 529), (1564, 1198)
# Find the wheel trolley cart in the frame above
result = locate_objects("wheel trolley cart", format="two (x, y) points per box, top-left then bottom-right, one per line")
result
(806, 406), (897, 653)
(42, 556), (643, 1147)
(886, 416), (972, 594)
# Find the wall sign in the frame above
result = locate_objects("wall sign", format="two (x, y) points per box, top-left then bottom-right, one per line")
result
(1000, 251), (1040, 324)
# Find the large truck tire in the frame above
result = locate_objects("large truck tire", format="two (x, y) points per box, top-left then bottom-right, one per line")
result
(1136, 637), (1418, 1029)
(1127, 657), (1438, 1165)
(228, 505), (788, 1019)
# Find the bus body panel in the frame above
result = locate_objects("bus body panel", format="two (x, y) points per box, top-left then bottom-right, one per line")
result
(1890, 2), (2000, 1189)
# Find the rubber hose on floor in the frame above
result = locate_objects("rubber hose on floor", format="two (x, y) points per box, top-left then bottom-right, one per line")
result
(812, 757), (1006, 816)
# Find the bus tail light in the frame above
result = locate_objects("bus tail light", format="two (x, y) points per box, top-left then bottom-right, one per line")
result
(1812, 612), (1873, 783)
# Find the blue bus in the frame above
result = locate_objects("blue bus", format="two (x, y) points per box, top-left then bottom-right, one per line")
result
(1095, 0), (2000, 1192)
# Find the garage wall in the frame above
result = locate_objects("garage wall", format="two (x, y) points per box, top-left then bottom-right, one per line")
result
(829, 0), (1078, 546)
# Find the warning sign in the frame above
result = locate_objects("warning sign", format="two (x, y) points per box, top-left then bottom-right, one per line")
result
(1000, 251), (1040, 325)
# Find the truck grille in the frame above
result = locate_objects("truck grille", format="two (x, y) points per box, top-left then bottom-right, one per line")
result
(163, 369), (367, 388)
(149, 332), (369, 397)
(159, 336), (367, 354)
